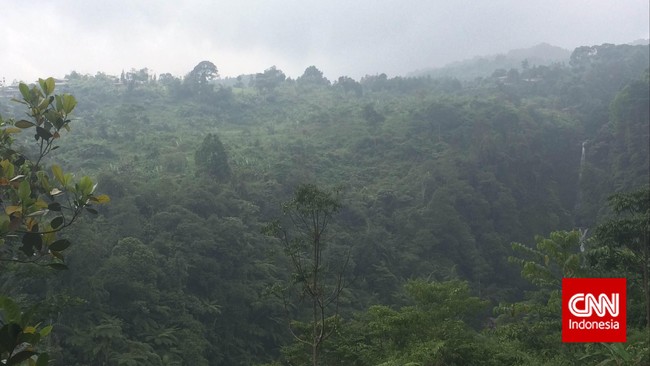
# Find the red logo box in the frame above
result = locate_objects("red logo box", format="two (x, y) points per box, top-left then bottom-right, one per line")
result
(562, 278), (626, 343)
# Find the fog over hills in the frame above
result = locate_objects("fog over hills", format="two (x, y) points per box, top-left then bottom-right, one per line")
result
(413, 39), (650, 80)
(411, 43), (572, 79)
(2, 0), (647, 83)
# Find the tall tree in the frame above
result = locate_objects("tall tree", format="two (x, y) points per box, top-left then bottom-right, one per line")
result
(335, 76), (362, 96)
(264, 184), (349, 366)
(591, 187), (650, 338)
(362, 103), (385, 127)
(185, 61), (219, 96)
(297, 66), (330, 87)
(194, 133), (231, 181)
(609, 78), (650, 190)
(254, 66), (286, 92)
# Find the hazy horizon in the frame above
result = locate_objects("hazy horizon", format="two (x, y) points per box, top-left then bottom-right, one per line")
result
(1, 0), (648, 83)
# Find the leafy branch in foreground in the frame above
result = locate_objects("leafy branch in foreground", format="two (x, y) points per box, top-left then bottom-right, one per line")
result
(0, 78), (109, 366)
(0, 78), (109, 269)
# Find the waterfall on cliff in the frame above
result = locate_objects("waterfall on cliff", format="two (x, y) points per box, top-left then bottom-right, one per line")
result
(575, 140), (588, 226)
(578, 141), (587, 182)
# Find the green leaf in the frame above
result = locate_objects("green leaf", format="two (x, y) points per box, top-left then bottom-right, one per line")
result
(18, 83), (30, 101)
(22, 232), (42, 253)
(36, 353), (50, 366)
(38, 79), (47, 94)
(7, 350), (37, 365)
(45, 110), (64, 129)
(9, 175), (25, 182)
(52, 165), (64, 185)
(50, 216), (64, 229)
(94, 194), (111, 204)
(55, 95), (63, 111)
(3, 161), (15, 179)
(61, 94), (77, 114)
(14, 120), (35, 129)
(3, 127), (22, 134)
(37, 95), (52, 110)
(36, 126), (53, 140)
(26, 210), (48, 217)
(39, 325), (53, 337)
(85, 207), (98, 215)
(78, 176), (93, 196)
(50, 250), (64, 261)
(44, 77), (55, 95)
(48, 239), (71, 251)
(0, 297), (22, 323)
(17, 331), (40, 346)
(47, 263), (68, 270)
(18, 180), (31, 202)
(0, 323), (21, 355)
(63, 173), (73, 187)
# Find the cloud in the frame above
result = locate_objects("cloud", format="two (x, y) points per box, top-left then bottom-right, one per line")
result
(1, 0), (647, 83)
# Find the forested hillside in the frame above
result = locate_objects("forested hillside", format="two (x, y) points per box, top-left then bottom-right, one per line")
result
(1, 43), (648, 365)
(412, 42), (572, 80)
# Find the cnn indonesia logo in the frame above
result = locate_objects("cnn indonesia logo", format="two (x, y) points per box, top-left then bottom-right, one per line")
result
(562, 278), (626, 343)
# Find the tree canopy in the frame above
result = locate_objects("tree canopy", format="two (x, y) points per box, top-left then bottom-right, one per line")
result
(1, 42), (648, 365)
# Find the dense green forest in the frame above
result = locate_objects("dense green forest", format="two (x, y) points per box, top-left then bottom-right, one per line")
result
(1, 43), (648, 365)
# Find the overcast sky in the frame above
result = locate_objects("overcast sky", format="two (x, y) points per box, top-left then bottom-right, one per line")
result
(1, 0), (648, 83)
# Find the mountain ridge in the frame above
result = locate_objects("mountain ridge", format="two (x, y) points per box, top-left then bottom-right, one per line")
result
(411, 42), (572, 79)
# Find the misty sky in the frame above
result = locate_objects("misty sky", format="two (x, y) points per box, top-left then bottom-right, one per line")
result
(1, 0), (648, 83)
